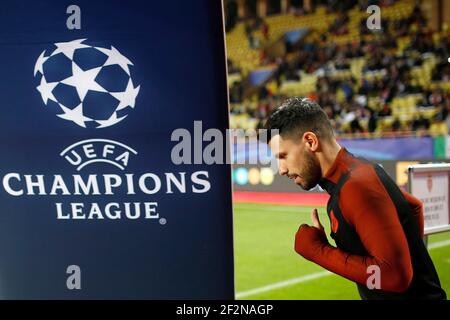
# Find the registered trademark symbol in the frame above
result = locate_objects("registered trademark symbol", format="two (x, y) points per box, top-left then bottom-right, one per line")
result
(159, 218), (167, 225)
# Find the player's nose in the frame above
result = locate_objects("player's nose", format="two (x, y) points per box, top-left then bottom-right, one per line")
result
(279, 163), (288, 176)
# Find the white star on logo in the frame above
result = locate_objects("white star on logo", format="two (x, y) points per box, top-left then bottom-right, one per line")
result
(61, 62), (107, 101)
(34, 50), (49, 76)
(110, 79), (140, 111)
(36, 75), (58, 105)
(51, 39), (90, 60)
(57, 103), (92, 128)
(98, 46), (133, 75)
(96, 112), (128, 128)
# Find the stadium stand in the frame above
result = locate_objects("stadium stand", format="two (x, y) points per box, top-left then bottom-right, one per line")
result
(226, 0), (450, 137)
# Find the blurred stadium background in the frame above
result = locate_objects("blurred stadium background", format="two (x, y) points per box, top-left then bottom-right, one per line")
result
(224, 0), (450, 299)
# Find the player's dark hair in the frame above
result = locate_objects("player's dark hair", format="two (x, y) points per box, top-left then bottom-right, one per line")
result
(263, 97), (334, 142)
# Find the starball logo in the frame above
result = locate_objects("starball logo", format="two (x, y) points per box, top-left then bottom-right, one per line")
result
(1, 39), (212, 222)
(34, 38), (140, 129)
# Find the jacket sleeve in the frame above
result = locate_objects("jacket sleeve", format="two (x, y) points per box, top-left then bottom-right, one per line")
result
(401, 189), (424, 238)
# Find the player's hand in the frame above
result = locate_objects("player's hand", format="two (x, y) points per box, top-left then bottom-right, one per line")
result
(294, 208), (328, 260)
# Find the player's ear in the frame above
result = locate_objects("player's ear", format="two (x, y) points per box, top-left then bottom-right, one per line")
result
(302, 131), (319, 152)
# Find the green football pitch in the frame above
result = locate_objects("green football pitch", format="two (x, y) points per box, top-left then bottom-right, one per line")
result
(233, 202), (450, 300)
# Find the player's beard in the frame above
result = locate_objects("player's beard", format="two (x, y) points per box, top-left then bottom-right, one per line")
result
(297, 150), (322, 190)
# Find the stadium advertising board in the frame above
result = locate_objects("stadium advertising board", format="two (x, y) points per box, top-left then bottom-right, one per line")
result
(409, 164), (450, 235)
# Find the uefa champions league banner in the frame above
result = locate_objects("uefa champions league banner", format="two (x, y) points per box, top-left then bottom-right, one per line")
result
(0, 1), (234, 299)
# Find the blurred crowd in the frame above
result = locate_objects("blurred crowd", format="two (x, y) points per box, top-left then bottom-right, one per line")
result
(227, 0), (450, 136)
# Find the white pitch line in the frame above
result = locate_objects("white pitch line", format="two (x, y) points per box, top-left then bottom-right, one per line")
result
(235, 271), (333, 299)
(236, 238), (450, 299)
(428, 239), (450, 249)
